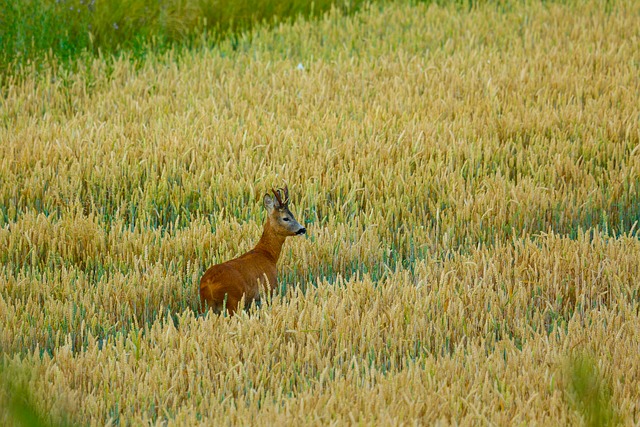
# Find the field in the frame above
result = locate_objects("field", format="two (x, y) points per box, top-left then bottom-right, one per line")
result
(1, 0), (640, 425)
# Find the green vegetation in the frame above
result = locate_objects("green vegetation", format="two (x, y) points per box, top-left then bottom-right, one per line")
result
(566, 354), (619, 427)
(0, 364), (67, 427)
(0, 0), (363, 76)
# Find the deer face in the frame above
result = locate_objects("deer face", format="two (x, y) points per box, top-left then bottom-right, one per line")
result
(264, 187), (306, 237)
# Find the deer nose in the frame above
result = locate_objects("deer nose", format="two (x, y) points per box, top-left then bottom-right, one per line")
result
(296, 227), (306, 235)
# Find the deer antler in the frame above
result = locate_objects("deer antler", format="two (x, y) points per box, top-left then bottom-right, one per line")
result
(271, 185), (289, 208)
(271, 188), (284, 207)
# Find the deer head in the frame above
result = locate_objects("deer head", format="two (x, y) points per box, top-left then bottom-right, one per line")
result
(263, 185), (306, 236)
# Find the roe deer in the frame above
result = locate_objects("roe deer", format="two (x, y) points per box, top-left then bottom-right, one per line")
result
(199, 186), (306, 315)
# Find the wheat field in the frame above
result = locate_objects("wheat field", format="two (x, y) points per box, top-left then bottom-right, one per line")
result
(1, 0), (639, 425)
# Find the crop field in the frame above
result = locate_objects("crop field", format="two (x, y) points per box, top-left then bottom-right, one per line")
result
(1, 0), (639, 425)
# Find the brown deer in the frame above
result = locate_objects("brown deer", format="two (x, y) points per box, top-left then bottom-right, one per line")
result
(199, 186), (306, 315)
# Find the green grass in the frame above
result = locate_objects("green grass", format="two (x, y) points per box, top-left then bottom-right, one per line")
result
(566, 354), (619, 427)
(0, 0), (365, 78)
(1, 363), (71, 427)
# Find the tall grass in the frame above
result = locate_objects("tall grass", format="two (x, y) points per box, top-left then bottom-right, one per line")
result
(1, 0), (639, 424)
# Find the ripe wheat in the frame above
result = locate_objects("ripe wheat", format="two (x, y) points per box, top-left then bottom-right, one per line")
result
(1, 0), (639, 425)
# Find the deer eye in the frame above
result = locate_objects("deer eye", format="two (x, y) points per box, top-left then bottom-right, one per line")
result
(282, 217), (290, 222)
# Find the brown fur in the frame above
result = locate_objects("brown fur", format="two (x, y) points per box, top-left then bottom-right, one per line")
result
(199, 187), (305, 315)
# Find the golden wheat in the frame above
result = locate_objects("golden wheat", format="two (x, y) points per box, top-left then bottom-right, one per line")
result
(1, 0), (639, 425)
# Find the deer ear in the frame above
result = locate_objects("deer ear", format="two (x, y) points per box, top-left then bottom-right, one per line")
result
(263, 194), (275, 213)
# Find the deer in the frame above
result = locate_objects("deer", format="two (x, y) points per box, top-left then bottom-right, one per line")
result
(199, 186), (306, 316)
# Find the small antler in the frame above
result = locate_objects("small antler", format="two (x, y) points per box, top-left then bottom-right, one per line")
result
(271, 185), (290, 208)
(271, 188), (282, 206)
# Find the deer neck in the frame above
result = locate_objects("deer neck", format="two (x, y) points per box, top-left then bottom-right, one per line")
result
(254, 220), (286, 263)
